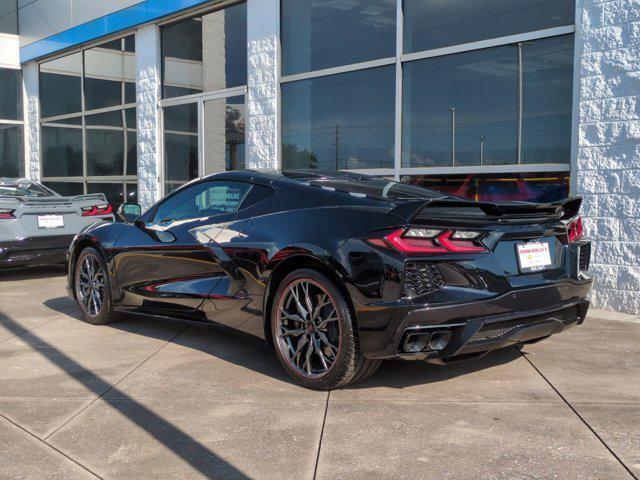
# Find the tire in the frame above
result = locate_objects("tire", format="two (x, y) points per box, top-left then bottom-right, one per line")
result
(270, 268), (380, 390)
(74, 247), (121, 325)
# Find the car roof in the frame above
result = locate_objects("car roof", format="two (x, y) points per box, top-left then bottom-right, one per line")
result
(199, 169), (445, 204)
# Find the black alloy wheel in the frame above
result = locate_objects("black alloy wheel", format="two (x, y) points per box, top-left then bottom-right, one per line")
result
(271, 269), (380, 390)
(75, 247), (120, 325)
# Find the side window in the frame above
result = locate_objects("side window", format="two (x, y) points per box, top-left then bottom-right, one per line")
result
(153, 181), (252, 224)
(238, 184), (276, 210)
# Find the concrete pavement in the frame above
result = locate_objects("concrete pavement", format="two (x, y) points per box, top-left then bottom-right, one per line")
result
(0, 267), (638, 479)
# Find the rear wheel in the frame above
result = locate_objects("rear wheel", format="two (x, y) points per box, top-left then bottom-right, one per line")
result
(271, 268), (380, 390)
(74, 247), (120, 325)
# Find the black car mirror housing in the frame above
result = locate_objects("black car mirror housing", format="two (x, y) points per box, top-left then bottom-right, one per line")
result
(117, 203), (142, 223)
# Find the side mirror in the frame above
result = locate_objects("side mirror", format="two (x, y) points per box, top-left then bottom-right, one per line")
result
(117, 203), (142, 223)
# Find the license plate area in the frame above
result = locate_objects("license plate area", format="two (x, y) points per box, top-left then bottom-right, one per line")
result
(37, 215), (65, 229)
(516, 241), (552, 273)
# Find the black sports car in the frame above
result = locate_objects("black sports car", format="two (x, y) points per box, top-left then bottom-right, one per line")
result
(67, 170), (593, 390)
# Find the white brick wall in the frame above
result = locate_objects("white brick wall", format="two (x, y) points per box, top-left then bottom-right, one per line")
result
(577, 0), (640, 314)
(246, 0), (279, 170)
(22, 61), (40, 181)
(135, 24), (162, 209)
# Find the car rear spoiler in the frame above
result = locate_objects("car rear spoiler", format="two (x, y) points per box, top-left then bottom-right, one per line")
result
(0, 193), (107, 206)
(390, 196), (582, 226)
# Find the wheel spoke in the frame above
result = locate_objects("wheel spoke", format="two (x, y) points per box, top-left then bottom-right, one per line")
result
(317, 316), (338, 330)
(318, 330), (338, 352)
(304, 336), (313, 374)
(289, 285), (308, 319)
(311, 294), (331, 322)
(314, 337), (329, 370)
(279, 326), (305, 338)
(293, 334), (309, 367)
(302, 282), (314, 320)
(280, 308), (305, 324)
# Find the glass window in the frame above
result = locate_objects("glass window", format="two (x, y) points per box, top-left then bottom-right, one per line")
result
(41, 126), (83, 177)
(41, 35), (137, 195)
(204, 95), (246, 173)
(88, 182), (125, 206)
(0, 1), (18, 35)
(43, 182), (84, 197)
(402, 173), (570, 203)
(282, 66), (395, 170)
(0, 125), (23, 178)
(161, 2), (247, 99)
(404, 0), (575, 53)
(281, 0), (396, 76)
(87, 130), (125, 176)
(164, 104), (199, 193)
(521, 35), (574, 164)
(126, 182), (138, 204)
(402, 46), (518, 168)
(39, 52), (83, 119)
(0, 68), (21, 121)
(84, 37), (135, 111)
(154, 181), (252, 223)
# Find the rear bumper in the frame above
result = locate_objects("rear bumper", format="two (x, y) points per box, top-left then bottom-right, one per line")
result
(358, 279), (593, 360)
(0, 235), (74, 267)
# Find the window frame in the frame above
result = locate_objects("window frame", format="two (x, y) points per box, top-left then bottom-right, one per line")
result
(38, 34), (138, 201)
(150, 178), (253, 224)
(279, 0), (576, 180)
(158, 1), (248, 196)
(0, 66), (24, 178)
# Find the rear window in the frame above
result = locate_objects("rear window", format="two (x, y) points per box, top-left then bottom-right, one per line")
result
(308, 178), (443, 201)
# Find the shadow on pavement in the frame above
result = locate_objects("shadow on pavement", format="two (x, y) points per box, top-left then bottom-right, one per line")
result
(0, 312), (251, 480)
(0, 265), (67, 282)
(44, 295), (523, 390)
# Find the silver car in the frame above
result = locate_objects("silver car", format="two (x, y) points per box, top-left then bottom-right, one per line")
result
(0, 178), (115, 268)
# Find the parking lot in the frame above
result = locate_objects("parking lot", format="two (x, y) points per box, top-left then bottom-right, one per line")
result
(0, 267), (638, 480)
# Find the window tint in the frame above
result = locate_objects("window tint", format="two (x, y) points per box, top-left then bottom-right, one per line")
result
(0, 125), (23, 177)
(0, 68), (21, 120)
(402, 35), (573, 168)
(154, 181), (252, 224)
(203, 95), (246, 173)
(404, 0), (575, 53)
(281, 0), (396, 75)
(282, 66), (395, 170)
(164, 103), (199, 193)
(238, 184), (276, 210)
(39, 52), (82, 119)
(44, 182), (84, 197)
(41, 126), (83, 177)
(402, 45), (518, 168)
(88, 183), (125, 206)
(161, 2), (247, 99)
(521, 35), (574, 164)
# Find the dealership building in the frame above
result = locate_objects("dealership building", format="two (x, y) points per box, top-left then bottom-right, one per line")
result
(0, 0), (637, 314)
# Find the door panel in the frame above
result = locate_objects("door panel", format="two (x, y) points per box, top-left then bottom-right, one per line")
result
(113, 180), (253, 317)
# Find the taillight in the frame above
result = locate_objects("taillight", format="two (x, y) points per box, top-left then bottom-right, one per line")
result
(567, 217), (584, 243)
(371, 228), (486, 255)
(0, 208), (15, 219)
(82, 203), (113, 217)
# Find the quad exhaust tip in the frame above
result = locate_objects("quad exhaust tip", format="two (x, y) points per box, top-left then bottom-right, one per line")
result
(402, 330), (452, 353)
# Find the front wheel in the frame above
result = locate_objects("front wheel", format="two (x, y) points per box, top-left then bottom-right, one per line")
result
(270, 268), (380, 390)
(74, 247), (120, 325)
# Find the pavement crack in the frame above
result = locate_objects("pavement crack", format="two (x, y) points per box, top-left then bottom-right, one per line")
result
(519, 349), (638, 480)
(0, 411), (104, 479)
(43, 324), (189, 441)
(313, 390), (330, 480)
